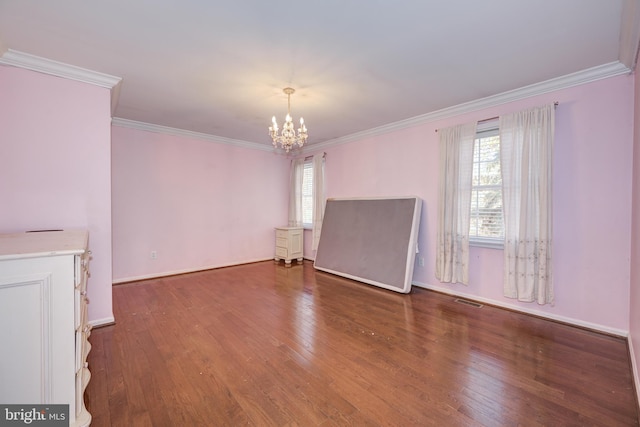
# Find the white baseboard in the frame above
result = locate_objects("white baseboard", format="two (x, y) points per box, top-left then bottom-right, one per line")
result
(628, 335), (640, 409)
(89, 316), (115, 328)
(412, 281), (629, 338)
(112, 257), (273, 284)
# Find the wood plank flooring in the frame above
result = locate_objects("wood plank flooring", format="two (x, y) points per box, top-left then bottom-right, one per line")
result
(85, 261), (639, 426)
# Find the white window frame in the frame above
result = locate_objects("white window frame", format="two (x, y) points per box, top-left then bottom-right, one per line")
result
(470, 120), (504, 249)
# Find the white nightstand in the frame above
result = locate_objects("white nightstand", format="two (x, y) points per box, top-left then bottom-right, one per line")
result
(274, 226), (304, 267)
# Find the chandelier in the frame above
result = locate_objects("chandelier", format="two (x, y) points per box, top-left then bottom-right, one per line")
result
(269, 87), (308, 152)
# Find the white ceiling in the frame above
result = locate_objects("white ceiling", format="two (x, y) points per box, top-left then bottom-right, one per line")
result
(0, 1), (638, 148)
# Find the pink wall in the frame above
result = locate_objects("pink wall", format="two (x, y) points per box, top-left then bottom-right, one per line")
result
(2, 61), (633, 337)
(0, 65), (113, 325)
(111, 126), (290, 281)
(1, 58), (635, 403)
(629, 62), (640, 392)
(313, 75), (634, 333)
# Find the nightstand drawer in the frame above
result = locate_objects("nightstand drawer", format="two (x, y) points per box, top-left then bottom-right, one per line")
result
(275, 246), (288, 258)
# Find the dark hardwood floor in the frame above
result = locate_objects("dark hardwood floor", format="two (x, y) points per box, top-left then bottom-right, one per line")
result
(85, 261), (639, 426)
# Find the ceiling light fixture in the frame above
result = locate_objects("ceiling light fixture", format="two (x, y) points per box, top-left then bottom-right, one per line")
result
(269, 87), (308, 152)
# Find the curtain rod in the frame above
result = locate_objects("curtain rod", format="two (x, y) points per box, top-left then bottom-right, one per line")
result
(435, 102), (559, 132)
(304, 152), (326, 161)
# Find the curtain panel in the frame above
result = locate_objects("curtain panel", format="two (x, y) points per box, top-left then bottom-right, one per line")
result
(288, 158), (304, 227)
(435, 122), (476, 284)
(499, 104), (554, 304)
(311, 154), (325, 251)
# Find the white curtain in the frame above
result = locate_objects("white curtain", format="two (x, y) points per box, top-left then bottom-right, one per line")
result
(500, 104), (554, 304)
(288, 158), (304, 227)
(435, 122), (476, 284)
(311, 153), (325, 251)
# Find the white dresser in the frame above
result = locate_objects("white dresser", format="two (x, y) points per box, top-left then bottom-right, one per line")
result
(0, 230), (92, 427)
(274, 226), (304, 266)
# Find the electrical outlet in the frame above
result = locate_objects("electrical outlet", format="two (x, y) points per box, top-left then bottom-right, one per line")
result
(419, 257), (424, 267)
(150, 251), (158, 260)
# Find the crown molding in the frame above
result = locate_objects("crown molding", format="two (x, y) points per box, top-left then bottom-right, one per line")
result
(118, 61), (630, 154)
(0, 49), (122, 89)
(8, 46), (625, 155)
(306, 61), (631, 152)
(620, 0), (640, 70)
(112, 117), (277, 153)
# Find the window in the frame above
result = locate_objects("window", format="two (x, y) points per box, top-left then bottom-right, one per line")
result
(470, 122), (504, 247)
(290, 155), (324, 231)
(301, 159), (313, 227)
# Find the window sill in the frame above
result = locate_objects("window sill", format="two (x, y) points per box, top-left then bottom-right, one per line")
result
(470, 238), (503, 250)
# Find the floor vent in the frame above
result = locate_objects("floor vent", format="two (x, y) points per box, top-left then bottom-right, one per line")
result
(454, 298), (483, 308)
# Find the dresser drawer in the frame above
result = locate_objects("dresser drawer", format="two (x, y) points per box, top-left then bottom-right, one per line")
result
(275, 229), (288, 239)
(74, 252), (90, 286)
(75, 308), (90, 372)
(74, 289), (81, 329)
(275, 237), (288, 248)
(75, 330), (83, 372)
(275, 246), (288, 258)
(74, 290), (88, 330)
(75, 328), (92, 372)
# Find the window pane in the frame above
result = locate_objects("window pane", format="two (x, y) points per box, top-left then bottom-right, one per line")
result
(470, 133), (504, 240)
(302, 161), (313, 225)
